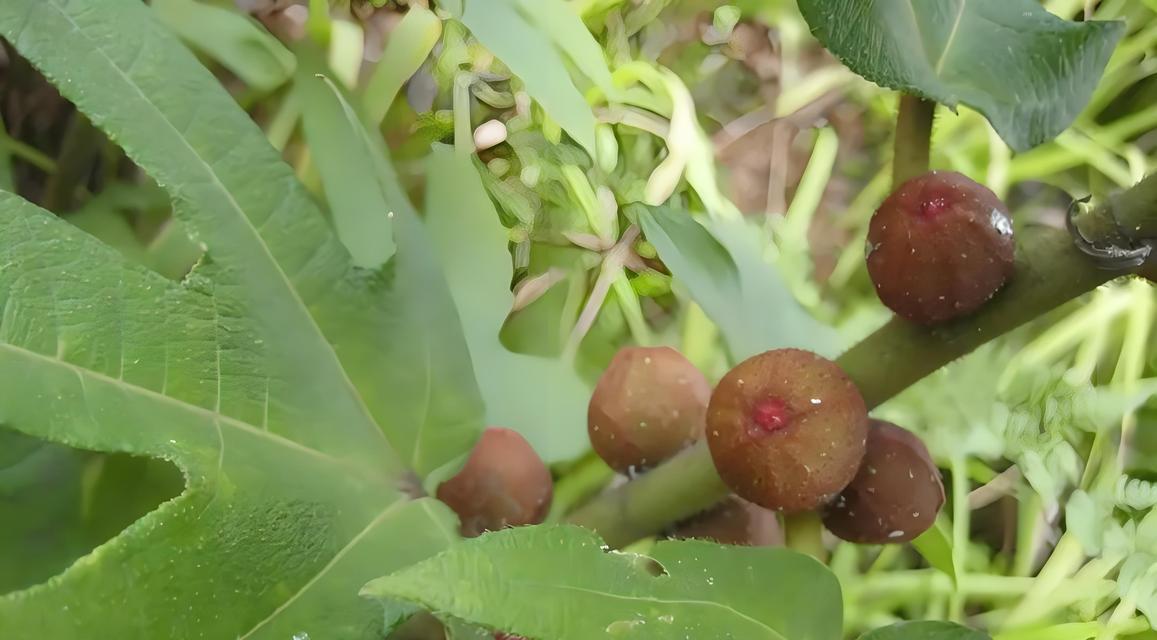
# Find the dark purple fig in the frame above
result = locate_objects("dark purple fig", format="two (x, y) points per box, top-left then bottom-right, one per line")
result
(668, 495), (783, 546)
(867, 170), (1015, 325)
(822, 420), (945, 544)
(588, 346), (711, 473)
(436, 428), (553, 538)
(706, 348), (869, 513)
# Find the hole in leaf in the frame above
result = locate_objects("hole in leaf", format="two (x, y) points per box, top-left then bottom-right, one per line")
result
(606, 548), (668, 578)
(0, 425), (184, 595)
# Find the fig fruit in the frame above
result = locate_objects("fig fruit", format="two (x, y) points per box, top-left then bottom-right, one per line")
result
(822, 420), (944, 544)
(705, 348), (869, 513)
(588, 346), (711, 473)
(867, 170), (1015, 325)
(436, 428), (553, 538)
(668, 495), (783, 546)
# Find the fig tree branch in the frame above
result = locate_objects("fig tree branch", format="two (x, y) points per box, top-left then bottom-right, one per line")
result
(568, 173), (1157, 549)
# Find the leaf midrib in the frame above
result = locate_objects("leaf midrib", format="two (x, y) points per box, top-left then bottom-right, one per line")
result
(0, 340), (356, 471)
(35, 0), (390, 456)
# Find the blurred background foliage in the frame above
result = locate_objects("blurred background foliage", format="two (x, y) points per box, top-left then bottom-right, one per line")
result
(1, 0), (1157, 636)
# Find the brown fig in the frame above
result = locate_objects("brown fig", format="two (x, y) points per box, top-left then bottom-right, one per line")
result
(588, 346), (711, 473)
(436, 428), (553, 538)
(867, 170), (1015, 325)
(822, 420), (945, 544)
(706, 348), (868, 513)
(668, 495), (784, 546)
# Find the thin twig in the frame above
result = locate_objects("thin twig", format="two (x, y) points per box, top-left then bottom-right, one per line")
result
(967, 466), (1021, 510)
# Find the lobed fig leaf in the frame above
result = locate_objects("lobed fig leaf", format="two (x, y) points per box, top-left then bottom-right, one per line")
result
(0, 1), (477, 637)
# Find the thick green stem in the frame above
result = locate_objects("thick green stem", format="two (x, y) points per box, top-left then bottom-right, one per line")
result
(546, 453), (615, 522)
(568, 174), (1157, 547)
(1104, 172), (1157, 238)
(837, 228), (1114, 407)
(892, 95), (935, 186)
(783, 511), (827, 561)
(566, 441), (728, 546)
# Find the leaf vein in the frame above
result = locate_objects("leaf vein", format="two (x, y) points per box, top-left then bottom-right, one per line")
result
(934, 0), (968, 75)
(238, 499), (409, 639)
(0, 340), (347, 467)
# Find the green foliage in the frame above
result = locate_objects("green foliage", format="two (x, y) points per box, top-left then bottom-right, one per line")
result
(796, 0), (1125, 151)
(881, 346), (1157, 492)
(364, 524), (844, 640)
(637, 205), (839, 360)
(65, 181), (200, 280)
(152, 0), (295, 92)
(0, 0), (476, 636)
(858, 621), (990, 640)
(295, 60), (486, 479)
(448, 0), (610, 155)
(0, 430), (178, 594)
(910, 521), (956, 584)
(1, 0), (1155, 638)
(425, 150), (591, 462)
(362, 5), (442, 125)
(297, 60), (397, 268)
(1067, 489), (1157, 627)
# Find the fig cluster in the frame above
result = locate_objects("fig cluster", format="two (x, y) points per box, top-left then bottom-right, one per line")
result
(585, 346), (944, 546)
(587, 346), (782, 547)
(446, 168), (1015, 549)
(703, 349), (945, 545)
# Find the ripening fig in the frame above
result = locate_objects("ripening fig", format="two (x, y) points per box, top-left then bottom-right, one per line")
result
(436, 428), (553, 538)
(867, 170), (1015, 325)
(822, 420), (944, 544)
(668, 495), (783, 546)
(588, 346), (711, 473)
(706, 348), (869, 513)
